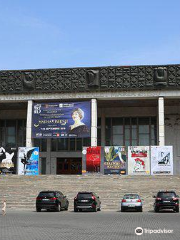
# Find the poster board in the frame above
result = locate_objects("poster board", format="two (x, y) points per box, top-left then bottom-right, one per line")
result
(128, 146), (150, 175)
(151, 146), (173, 175)
(104, 146), (127, 174)
(0, 147), (15, 174)
(82, 146), (101, 173)
(18, 147), (39, 175)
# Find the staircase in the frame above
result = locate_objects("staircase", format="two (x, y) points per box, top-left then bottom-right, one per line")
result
(0, 174), (180, 211)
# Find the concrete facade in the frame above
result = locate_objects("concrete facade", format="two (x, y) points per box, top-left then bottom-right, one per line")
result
(0, 64), (180, 174)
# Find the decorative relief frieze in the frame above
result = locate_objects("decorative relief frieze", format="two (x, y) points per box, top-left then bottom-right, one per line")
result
(0, 65), (179, 94)
(165, 115), (180, 127)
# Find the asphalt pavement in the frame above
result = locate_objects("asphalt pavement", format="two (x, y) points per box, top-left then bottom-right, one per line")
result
(0, 209), (179, 240)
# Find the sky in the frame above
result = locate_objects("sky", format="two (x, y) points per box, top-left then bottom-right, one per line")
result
(0, 0), (180, 70)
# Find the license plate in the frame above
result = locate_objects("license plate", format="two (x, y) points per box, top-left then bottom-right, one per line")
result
(163, 201), (170, 203)
(42, 199), (49, 201)
(128, 204), (135, 207)
(80, 200), (88, 202)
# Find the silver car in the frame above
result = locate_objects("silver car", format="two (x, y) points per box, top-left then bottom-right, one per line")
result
(121, 194), (143, 212)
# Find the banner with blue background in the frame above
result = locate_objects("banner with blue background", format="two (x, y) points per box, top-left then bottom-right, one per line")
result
(18, 147), (39, 175)
(32, 101), (91, 138)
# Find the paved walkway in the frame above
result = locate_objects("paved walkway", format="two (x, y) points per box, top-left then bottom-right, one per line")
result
(0, 210), (179, 240)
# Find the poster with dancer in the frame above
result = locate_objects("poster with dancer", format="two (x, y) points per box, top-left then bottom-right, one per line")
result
(17, 147), (39, 175)
(104, 146), (127, 174)
(0, 147), (15, 174)
(151, 146), (173, 175)
(128, 146), (150, 175)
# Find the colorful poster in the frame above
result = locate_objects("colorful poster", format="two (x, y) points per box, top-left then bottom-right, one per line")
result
(151, 146), (173, 175)
(104, 146), (127, 174)
(85, 146), (101, 173)
(128, 146), (150, 175)
(18, 147), (39, 175)
(0, 147), (15, 174)
(32, 101), (91, 138)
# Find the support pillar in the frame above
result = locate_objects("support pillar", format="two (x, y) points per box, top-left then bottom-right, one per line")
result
(101, 111), (105, 146)
(91, 99), (97, 146)
(158, 97), (165, 146)
(26, 100), (34, 147)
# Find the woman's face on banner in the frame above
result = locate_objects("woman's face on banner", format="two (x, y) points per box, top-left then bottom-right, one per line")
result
(72, 111), (80, 121)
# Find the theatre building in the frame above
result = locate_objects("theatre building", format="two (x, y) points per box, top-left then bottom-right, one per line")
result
(0, 64), (180, 174)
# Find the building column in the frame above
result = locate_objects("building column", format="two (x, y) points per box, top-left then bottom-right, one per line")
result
(91, 99), (97, 147)
(26, 100), (34, 147)
(158, 97), (165, 146)
(101, 111), (105, 146)
(46, 139), (51, 174)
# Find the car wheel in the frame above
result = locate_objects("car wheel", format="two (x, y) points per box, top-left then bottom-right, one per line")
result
(65, 202), (69, 211)
(74, 207), (78, 212)
(57, 203), (61, 212)
(98, 205), (101, 211)
(121, 207), (125, 212)
(155, 207), (159, 213)
(176, 207), (179, 213)
(93, 205), (97, 212)
(36, 208), (41, 212)
(138, 207), (143, 212)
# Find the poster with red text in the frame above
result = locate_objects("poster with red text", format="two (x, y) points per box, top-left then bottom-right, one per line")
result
(128, 146), (150, 175)
(85, 146), (101, 173)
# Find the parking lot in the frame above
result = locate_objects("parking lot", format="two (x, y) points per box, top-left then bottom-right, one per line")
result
(0, 209), (180, 240)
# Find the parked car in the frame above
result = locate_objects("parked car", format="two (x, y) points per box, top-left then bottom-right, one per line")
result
(74, 192), (101, 212)
(121, 194), (143, 212)
(36, 191), (69, 212)
(153, 191), (179, 212)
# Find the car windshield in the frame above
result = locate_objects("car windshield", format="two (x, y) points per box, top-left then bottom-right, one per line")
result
(157, 192), (176, 198)
(77, 193), (92, 199)
(38, 192), (55, 198)
(124, 194), (139, 199)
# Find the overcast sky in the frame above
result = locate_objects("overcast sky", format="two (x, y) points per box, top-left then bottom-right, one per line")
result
(0, 0), (180, 70)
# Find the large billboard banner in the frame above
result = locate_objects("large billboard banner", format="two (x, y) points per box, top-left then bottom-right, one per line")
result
(128, 146), (150, 175)
(151, 146), (173, 175)
(18, 147), (39, 175)
(32, 101), (91, 138)
(104, 146), (127, 174)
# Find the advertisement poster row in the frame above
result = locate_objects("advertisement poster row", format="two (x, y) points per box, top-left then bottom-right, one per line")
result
(82, 146), (173, 175)
(0, 147), (39, 175)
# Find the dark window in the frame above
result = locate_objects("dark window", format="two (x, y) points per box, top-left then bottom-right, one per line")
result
(38, 192), (55, 198)
(51, 137), (91, 152)
(157, 192), (176, 198)
(105, 117), (157, 146)
(34, 139), (47, 152)
(0, 119), (26, 149)
(77, 193), (92, 199)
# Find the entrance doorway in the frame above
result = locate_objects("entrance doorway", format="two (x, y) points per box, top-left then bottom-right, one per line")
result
(57, 158), (82, 174)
